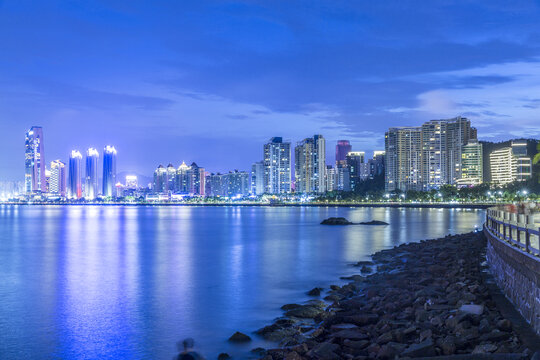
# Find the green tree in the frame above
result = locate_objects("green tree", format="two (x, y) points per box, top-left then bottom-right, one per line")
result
(534, 142), (540, 183)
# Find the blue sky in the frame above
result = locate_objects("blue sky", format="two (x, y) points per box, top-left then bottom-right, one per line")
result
(2, 1), (540, 181)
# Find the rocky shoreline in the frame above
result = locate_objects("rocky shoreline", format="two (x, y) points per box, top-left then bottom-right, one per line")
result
(251, 231), (539, 359)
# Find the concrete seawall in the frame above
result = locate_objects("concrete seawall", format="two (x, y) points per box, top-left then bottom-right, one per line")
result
(484, 208), (540, 336)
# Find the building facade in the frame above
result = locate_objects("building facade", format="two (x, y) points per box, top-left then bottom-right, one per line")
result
(346, 151), (365, 191)
(25, 126), (46, 193)
(68, 150), (83, 199)
(335, 140), (352, 167)
(251, 161), (264, 195)
(49, 160), (66, 197)
(102, 146), (117, 198)
(263, 137), (291, 194)
(385, 117), (476, 192)
(85, 148), (99, 199)
(153, 165), (168, 193)
(457, 140), (483, 186)
(490, 148), (517, 185)
(294, 135), (326, 193)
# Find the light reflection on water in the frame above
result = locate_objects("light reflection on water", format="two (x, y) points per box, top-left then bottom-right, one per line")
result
(0, 205), (484, 359)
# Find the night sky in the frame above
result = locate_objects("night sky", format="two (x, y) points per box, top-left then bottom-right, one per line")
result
(2, 1), (540, 181)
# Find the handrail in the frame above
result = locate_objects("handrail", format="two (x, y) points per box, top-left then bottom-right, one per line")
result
(485, 208), (540, 257)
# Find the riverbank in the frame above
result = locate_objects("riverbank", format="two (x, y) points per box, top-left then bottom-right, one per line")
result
(254, 232), (539, 359)
(0, 202), (494, 209)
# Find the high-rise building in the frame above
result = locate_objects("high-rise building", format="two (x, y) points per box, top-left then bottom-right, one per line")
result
(385, 117), (476, 192)
(85, 148), (99, 199)
(294, 135), (326, 193)
(187, 162), (205, 195)
(222, 170), (250, 197)
(457, 140), (483, 187)
(166, 164), (176, 192)
(371, 151), (386, 177)
(176, 161), (190, 193)
(263, 137), (291, 194)
(512, 141), (532, 181)
(490, 148), (517, 185)
(125, 175), (138, 189)
(346, 151), (365, 191)
(153, 165), (167, 193)
(385, 127), (422, 192)
(49, 160), (67, 196)
(420, 117), (475, 190)
(25, 126), (46, 193)
(325, 165), (337, 192)
(102, 146), (117, 197)
(68, 150), (83, 199)
(335, 140), (352, 167)
(251, 161), (265, 195)
(205, 173), (223, 197)
(336, 166), (351, 191)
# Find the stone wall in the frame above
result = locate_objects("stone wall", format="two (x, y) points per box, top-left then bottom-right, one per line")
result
(485, 226), (540, 336)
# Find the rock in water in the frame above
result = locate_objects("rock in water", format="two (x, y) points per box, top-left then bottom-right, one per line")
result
(320, 217), (353, 225)
(307, 287), (323, 296)
(358, 220), (389, 225)
(228, 331), (252, 342)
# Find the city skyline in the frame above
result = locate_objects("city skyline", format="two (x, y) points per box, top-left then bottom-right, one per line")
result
(15, 121), (538, 200)
(3, 2), (540, 180)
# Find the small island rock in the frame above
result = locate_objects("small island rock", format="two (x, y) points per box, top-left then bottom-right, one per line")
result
(320, 217), (353, 225)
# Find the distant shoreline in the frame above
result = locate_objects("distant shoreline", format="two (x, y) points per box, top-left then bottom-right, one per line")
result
(0, 202), (492, 209)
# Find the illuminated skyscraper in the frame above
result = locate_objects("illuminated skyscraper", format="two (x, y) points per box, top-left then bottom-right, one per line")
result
(251, 161), (264, 195)
(85, 148), (99, 199)
(176, 161), (190, 193)
(187, 162), (205, 195)
(335, 140), (352, 167)
(153, 165), (167, 193)
(295, 135), (326, 193)
(167, 164), (176, 192)
(263, 137), (291, 194)
(50, 160), (67, 196)
(25, 126), (46, 193)
(346, 151), (365, 191)
(102, 146), (117, 197)
(385, 127), (422, 192)
(457, 140), (483, 186)
(68, 150), (83, 199)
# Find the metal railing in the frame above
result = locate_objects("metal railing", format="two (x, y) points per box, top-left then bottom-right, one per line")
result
(485, 208), (540, 257)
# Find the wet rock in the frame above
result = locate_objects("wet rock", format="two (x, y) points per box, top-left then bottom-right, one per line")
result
(307, 342), (340, 359)
(376, 331), (393, 344)
(472, 343), (498, 353)
(217, 353), (231, 360)
(228, 331), (251, 342)
(250, 347), (267, 357)
(497, 318), (512, 332)
(358, 220), (389, 225)
(307, 287), (323, 296)
(281, 304), (301, 311)
(377, 343), (399, 359)
(360, 265), (372, 274)
(459, 303), (484, 315)
(402, 338), (436, 358)
(321, 217), (353, 225)
(438, 335), (456, 355)
(285, 305), (323, 318)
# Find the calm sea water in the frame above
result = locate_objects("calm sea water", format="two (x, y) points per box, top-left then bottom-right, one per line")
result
(0, 205), (484, 359)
